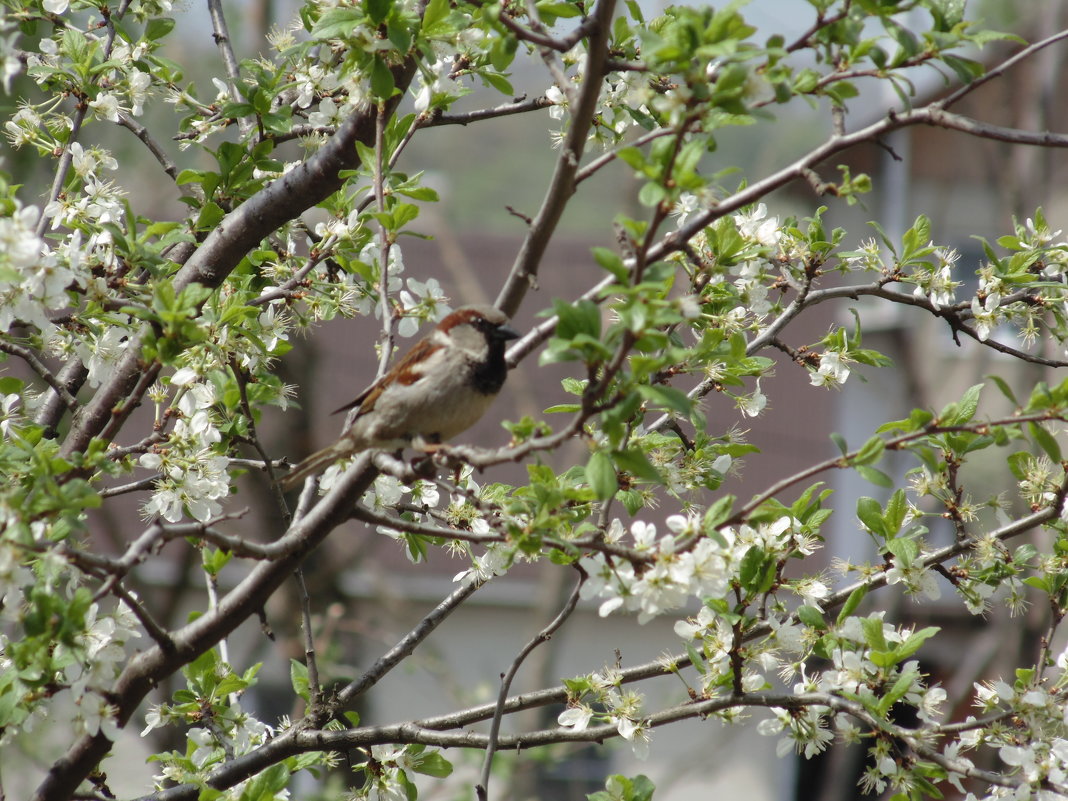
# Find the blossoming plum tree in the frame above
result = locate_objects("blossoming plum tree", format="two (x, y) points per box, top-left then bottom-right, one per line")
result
(3, 0), (1068, 800)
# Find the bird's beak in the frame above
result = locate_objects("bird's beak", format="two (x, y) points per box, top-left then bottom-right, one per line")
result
(497, 324), (520, 341)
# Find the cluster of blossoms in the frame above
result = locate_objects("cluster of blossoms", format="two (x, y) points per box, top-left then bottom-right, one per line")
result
(557, 664), (652, 758)
(5, 7), (160, 152)
(579, 514), (816, 627)
(0, 589), (142, 747)
(726, 203), (785, 319)
(62, 600), (143, 740)
(754, 614), (947, 791)
(669, 198), (793, 366)
(943, 672), (1068, 800)
(144, 705), (274, 783)
(138, 369), (230, 522)
(345, 243), (451, 337)
(0, 200), (72, 332)
(141, 661), (281, 794)
(911, 247), (961, 310)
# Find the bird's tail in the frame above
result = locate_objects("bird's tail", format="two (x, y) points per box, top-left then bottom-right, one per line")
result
(279, 442), (349, 489)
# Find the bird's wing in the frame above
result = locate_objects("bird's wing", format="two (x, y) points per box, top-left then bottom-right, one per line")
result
(330, 337), (446, 416)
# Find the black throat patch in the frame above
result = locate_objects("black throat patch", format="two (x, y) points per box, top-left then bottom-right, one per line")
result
(469, 340), (508, 395)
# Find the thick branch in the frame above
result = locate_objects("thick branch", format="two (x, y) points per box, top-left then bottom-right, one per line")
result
(494, 0), (617, 318)
(59, 61), (419, 459)
(31, 457), (378, 801)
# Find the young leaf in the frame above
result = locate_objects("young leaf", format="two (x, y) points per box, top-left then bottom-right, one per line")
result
(586, 451), (618, 501)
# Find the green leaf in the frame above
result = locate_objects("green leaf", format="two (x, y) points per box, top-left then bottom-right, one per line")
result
(480, 71), (514, 95)
(370, 56), (395, 99)
(422, 0), (450, 31)
(958, 382), (984, 423)
(544, 403), (581, 414)
(145, 17), (175, 40)
(612, 448), (663, 484)
(856, 465), (893, 488)
(592, 246), (629, 281)
(631, 774), (656, 801)
(553, 298), (601, 340)
(894, 626), (939, 661)
(856, 497), (887, 538)
(412, 750), (453, 778)
(942, 54), (984, 84)
(987, 374), (1018, 406)
(196, 201), (225, 231)
(703, 495), (735, 532)
(883, 489), (907, 534)
(0, 376), (24, 394)
(312, 5), (364, 38)
(876, 665), (919, 715)
(290, 659), (309, 701)
(861, 615), (888, 652)
(1029, 421), (1062, 463)
(796, 604), (827, 631)
(240, 763), (289, 801)
(637, 384), (692, 416)
(366, 0), (391, 24)
(836, 585), (867, 625)
(885, 536), (918, 567)
(638, 181), (667, 208)
(830, 432), (848, 456)
(738, 545), (768, 591)
(1006, 451), (1032, 481)
(586, 451), (618, 501)
(851, 435), (885, 466)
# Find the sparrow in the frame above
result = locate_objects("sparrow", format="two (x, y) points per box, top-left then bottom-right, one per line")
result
(281, 305), (520, 488)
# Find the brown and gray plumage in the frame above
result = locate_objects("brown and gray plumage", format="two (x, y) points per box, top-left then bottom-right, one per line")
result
(281, 305), (519, 488)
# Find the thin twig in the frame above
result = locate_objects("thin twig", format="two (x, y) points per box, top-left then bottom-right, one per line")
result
(575, 128), (679, 184)
(939, 28), (1068, 110)
(112, 582), (175, 652)
(293, 568), (322, 708)
(229, 357), (290, 520)
(350, 504), (505, 545)
(0, 340), (79, 410)
(116, 112), (180, 181)
(428, 96), (552, 126)
(97, 476), (158, 498)
(476, 572), (584, 801)
(332, 580), (482, 711)
(247, 251), (328, 306)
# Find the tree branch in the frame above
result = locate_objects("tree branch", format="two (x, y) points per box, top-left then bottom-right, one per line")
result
(0, 340), (79, 410)
(494, 0), (617, 318)
(939, 28), (1068, 110)
(31, 456), (378, 801)
(116, 112), (181, 182)
(58, 58), (419, 459)
(427, 96), (552, 126)
(476, 572), (583, 801)
(206, 0), (243, 108)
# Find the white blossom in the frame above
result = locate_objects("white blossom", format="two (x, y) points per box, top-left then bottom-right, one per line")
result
(809, 351), (851, 388)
